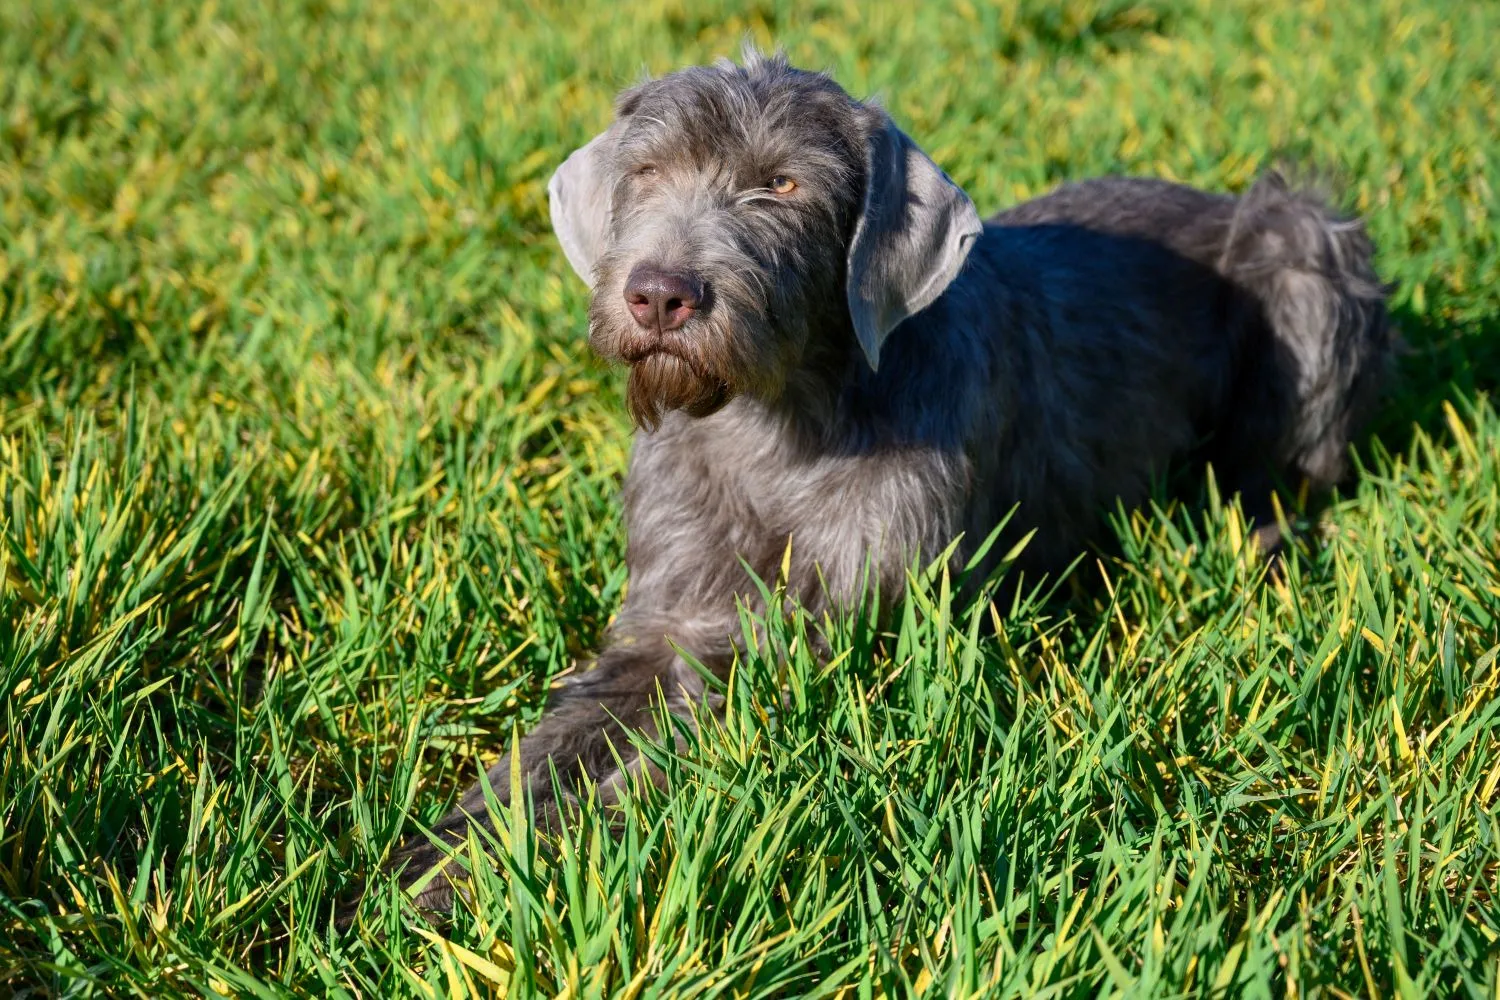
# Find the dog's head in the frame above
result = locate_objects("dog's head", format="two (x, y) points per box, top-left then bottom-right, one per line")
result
(549, 49), (982, 429)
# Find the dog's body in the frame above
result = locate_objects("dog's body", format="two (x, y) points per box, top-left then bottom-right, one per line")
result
(391, 52), (1390, 910)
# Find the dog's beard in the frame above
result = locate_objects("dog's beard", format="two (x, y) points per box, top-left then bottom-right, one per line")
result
(626, 353), (731, 430)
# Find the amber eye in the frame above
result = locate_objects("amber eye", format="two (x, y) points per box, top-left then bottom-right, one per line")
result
(768, 175), (797, 194)
(636, 164), (658, 177)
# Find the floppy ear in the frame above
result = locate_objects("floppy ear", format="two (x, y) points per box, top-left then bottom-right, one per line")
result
(845, 112), (984, 370)
(547, 128), (618, 284)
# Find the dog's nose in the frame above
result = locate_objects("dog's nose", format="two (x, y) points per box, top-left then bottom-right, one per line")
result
(624, 267), (704, 332)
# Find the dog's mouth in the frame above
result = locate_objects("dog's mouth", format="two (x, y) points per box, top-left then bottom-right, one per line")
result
(588, 307), (738, 429)
(617, 340), (683, 365)
(625, 352), (732, 430)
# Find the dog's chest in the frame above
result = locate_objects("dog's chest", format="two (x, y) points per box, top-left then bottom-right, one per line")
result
(625, 407), (967, 607)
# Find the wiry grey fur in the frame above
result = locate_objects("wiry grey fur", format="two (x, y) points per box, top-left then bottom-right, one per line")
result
(389, 50), (1391, 912)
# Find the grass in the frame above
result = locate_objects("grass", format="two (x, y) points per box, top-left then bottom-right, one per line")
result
(2, 0), (1498, 994)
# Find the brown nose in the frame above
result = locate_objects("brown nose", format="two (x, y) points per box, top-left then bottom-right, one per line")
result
(624, 266), (705, 332)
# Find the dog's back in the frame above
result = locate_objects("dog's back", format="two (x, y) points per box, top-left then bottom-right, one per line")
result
(990, 173), (1391, 509)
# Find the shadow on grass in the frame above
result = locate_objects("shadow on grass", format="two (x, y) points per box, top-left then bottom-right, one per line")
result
(1361, 302), (1500, 456)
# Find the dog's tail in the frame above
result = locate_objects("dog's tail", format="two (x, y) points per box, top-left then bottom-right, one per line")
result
(1218, 172), (1393, 490)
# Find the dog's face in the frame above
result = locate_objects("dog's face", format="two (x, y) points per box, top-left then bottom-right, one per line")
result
(549, 51), (983, 429)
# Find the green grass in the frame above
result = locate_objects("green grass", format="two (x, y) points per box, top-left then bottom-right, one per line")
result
(2, 0), (1498, 994)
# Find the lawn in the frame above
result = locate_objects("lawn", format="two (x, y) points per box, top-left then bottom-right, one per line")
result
(2, 0), (1499, 995)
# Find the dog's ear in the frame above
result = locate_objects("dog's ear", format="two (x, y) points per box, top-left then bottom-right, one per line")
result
(846, 112), (983, 370)
(548, 128), (618, 284)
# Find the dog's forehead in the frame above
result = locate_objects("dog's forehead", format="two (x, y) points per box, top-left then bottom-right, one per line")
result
(614, 63), (865, 170)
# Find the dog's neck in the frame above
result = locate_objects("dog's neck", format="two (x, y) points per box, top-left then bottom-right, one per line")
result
(731, 318), (967, 457)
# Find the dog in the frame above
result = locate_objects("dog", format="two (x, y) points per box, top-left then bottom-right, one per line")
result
(387, 49), (1391, 912)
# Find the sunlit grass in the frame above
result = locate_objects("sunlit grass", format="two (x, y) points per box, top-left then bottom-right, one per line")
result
(2, 0), (1498, 994)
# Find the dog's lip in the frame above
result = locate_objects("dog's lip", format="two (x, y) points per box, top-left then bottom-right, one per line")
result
(618, 341), (671, 364)
(619, 341), (698, 368)
(620, 343), (733, 406)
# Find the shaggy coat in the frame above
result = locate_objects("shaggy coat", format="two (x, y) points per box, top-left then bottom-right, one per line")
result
(391, 51), (1391, 911)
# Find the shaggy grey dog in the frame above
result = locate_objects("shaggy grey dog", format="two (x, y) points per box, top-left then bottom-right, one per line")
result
(391, 50), (1390, 910)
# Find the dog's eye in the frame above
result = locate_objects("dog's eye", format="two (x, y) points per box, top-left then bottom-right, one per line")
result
(635, 164), (658, 177)
(768, 175), (797, 194)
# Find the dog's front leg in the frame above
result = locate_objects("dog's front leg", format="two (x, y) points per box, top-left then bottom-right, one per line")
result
(387, 638), (678, 912)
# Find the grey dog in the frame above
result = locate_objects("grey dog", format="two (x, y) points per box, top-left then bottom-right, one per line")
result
(390, 49), (1390, 911)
